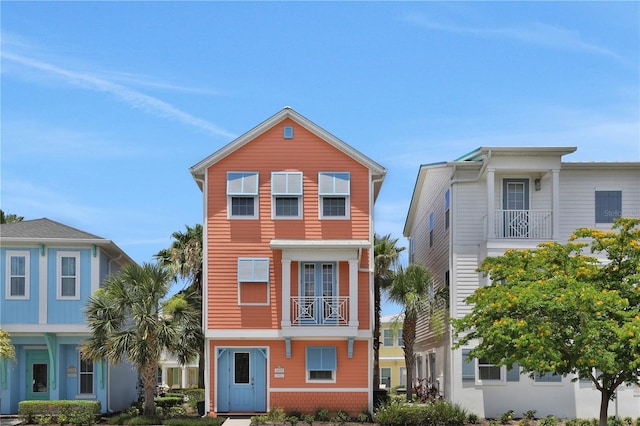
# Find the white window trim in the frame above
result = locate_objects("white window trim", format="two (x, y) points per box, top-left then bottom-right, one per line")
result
(271, 172), (303, 219)
(382, 329), (394, 347)
(5, 250), (30, 300)
(57, 251), (81, 300)
(305, 346), (337, 384)
(476, 359), (506, 386)
(237, 258), (270, 306)
(318, 172), (350, 220)
(380, 367), (392, 388)
(227, 171), (259, 219)
(78, 353), (95, 396)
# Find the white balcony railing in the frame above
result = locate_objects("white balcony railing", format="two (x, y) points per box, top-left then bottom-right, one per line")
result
(494, 210), (552, 239)
(291, 296), (349, 326)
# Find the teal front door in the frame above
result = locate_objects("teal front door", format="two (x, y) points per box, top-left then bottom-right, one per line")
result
(217, 348), (266, 413)
(26, 350), (50, 400)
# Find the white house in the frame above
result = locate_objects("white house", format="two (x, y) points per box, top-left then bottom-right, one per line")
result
(403, 146), (640, 419)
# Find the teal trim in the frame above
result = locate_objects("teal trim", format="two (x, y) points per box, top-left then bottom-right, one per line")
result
(43, 333), (57, 390)
(347, 337), (354, 359)
(92, 245), (97, 257)
(1, 358), (6, 389)
(40, 244), (45, 256)
(453, 147), (482, 162)
(285, 338), (291, 359)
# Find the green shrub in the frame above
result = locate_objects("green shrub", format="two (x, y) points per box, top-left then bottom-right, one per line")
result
(517, 419), (531, 426)
(154, 396), (183, 409)
(467, 413), (480, 424)
(609, 417), (624, 426)
(182, 388), (205, 409)
(315, 408), (330, 422)
(523, 410), (537, 421)
(19, 400), (101, 425)
(431, 401), (468, 426)
(288, 415), (300, 426)
(303, 414), (315, 425)
(623, 417), (634, 426)
(267, 407), (287, 423)
(500, 410), (515, 425)
(251, 414), (268, 424)
(539, 415), (559, 426)
(331, 410), (350, 424)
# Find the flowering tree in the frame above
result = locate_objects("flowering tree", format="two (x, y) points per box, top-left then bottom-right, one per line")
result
(453, 218), (640, 426)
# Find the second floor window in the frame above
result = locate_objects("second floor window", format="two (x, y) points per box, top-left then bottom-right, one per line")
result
(272, 172), (303, 219)
(382, 329), (394, 346)
(318, 172), (350, 219)
(595, 190), (622, 223)
(7, 251), (30, 299)
(238, 258), (270, 305)
(227, 172), (259, 218)
(58, 252), (80, 299)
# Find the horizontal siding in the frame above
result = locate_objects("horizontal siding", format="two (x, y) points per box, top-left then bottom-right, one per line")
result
(205, 118), (374, 331)
(453, 181), (486, 244)
(405, 168), (452, 351)
(558, 168), (640, 241)
(208, 338), (370, 414)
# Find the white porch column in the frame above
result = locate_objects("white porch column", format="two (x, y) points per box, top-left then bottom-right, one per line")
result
(552, 169), (560, 240)
(281, 259), (292, 327)
(487, 168), (496, 239)
(181, 366), (188, 389)
(348, 259), (359, 327)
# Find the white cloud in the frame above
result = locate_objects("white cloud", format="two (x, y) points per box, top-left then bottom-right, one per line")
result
(401, 14), (621, 59)
(1, 51), (236, 139)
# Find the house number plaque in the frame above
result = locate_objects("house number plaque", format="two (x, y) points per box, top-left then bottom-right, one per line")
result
(274, 367), (285, 378)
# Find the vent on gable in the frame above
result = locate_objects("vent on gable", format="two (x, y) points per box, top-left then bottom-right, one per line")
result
(283, 126), (294, 139)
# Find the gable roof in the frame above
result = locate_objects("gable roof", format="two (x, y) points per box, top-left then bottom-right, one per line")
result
(0, 218), (134, 264)
(189, 107), (387, 198)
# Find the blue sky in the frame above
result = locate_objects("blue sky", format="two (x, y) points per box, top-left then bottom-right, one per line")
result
(2, 1), (638, 314)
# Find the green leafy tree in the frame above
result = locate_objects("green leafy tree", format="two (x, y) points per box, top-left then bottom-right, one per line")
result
(156, 224), (205, 387)
(386, 263), (432, 401)
(0, 329), (16, 361)
(81, 262), (199, 416)
(452, 218), (640, 426)
(373, 234), (405, 389)
(0, 210), (24, 224)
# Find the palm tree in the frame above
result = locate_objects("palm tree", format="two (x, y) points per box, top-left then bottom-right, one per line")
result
(0, 210), (24, 224)
(373, 234), (404, 389)
(155, 224), (204, 387)
(81, 262), (199, 417)
(386, 263), (432, 402)
(0, 329), (16, 361)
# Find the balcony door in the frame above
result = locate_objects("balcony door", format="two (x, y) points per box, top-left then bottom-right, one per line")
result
(300, 262), (337, 324)
(503, 179), (529, 238)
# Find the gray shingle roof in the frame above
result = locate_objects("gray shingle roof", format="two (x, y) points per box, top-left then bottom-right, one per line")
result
(0, 218), (105, 240)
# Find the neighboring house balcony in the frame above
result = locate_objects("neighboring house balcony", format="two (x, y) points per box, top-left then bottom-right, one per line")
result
(483, 167), (561, 247)
(492, 209), (553, 239)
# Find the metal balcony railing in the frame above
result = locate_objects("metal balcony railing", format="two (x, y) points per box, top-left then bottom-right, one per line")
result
(291, 296), (349, 326)
(494, 209), (553, 239)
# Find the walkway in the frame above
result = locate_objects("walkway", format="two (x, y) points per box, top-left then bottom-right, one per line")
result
(222, 417), (252, 426)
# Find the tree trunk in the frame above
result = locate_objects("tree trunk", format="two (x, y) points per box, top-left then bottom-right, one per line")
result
(599, 389), (611, 426)
(141, 362), (158, 417)
(198, 345), (205, 389)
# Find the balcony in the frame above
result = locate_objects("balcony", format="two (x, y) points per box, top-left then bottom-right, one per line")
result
(291, 296), (349, 326)
(494, 210), (552, 239)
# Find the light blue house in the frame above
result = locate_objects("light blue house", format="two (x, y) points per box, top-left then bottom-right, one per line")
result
(0, 218), (139, 414)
